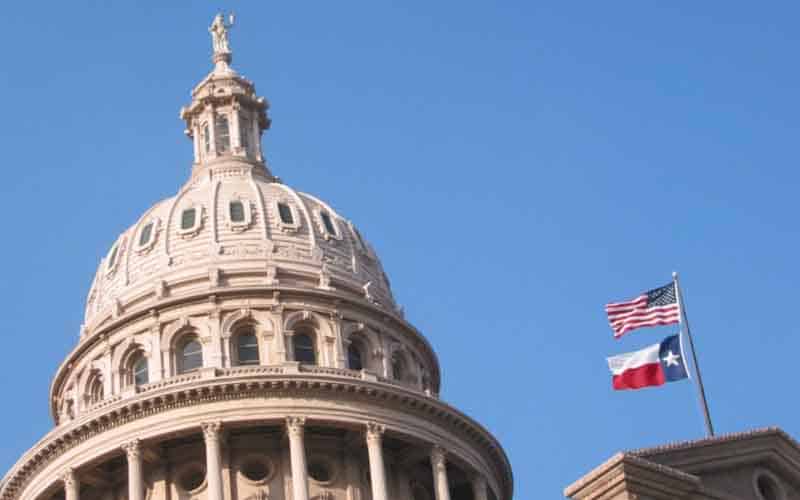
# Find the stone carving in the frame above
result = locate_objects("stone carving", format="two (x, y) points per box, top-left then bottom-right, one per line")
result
(366, 421), (385, 442)
(201, 421), (223, 441)
(265, 265), (279, 285)
(61, 467), (76, 487)
(122, 439), (141, 459)
(209, 13), (234, 55)
(431, 446), (447, 469)
(318, 263), (333, 290)
(285, 416), (306, 437)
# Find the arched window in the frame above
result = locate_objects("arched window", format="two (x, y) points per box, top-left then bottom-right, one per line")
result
(132, 354), (149, 386)
(215, 115), (230, 153)
(293, 333), (316, 365)
(348, 341), (364, 371)
(178, 337), (203, 374)
(88, 372), (104, 405)
(392, 354), (406, 382)
(235, 328), (260, 366)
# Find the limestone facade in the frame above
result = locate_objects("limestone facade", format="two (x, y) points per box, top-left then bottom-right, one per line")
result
(0, 16), (513, 500)
(564, 428), (800, 500)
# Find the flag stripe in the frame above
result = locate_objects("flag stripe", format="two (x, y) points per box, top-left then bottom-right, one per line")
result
(614, 317), (680, 338)
(609, 304), (680, 324)
(610, 308), (680, 327)
(605, 283), (680, 338)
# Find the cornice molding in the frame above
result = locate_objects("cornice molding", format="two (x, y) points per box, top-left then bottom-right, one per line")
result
(4, 374), (512, 500)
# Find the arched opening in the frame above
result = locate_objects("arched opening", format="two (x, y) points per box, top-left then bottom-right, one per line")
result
(392, 353), (407, 382)
(293, 332), (316, 365)
(235, 327), (260, 366)
(87, 371), (104, 405)
(132, 353), (149, 386)
(215, 114), (230, 153)
(347, 340), (365, 371)
(178, 336), (203, 374)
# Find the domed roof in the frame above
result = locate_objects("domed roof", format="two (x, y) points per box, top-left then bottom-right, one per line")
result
(82, 39), (397, 333)
(84, 162), (396, 330)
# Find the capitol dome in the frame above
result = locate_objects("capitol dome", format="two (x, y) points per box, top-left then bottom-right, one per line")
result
(2, 15), (512, 500)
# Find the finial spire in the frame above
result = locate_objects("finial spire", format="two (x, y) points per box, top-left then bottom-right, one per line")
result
(209, 13), (235, 67)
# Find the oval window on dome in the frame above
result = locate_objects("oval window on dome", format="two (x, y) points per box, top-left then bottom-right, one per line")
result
(278, 202), (294, 225)
(229, 200), (245, 223)
(181, 208), (197, 230)
(107, 245), (119, 270)
(138, 222), (154, 247)
(320, 211), (337, 236)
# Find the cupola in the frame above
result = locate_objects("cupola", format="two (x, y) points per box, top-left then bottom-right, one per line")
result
(179, 14), (272, 175)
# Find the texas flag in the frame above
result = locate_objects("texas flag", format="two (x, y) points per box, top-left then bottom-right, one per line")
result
(607, 334), (689, 390)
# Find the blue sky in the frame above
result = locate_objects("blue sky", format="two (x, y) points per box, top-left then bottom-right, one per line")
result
(1, 2), (799, 498)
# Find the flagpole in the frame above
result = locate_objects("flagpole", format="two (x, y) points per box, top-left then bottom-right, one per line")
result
(673, 271), (715, 437)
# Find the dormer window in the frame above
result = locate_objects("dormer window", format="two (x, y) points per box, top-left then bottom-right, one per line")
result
(138, 222), (154, 247)
(274, 200), (300, 232)
(278, 202), (294, 224)
(178, 206), (203, 238)
(215, 114), (230, 153)
(227, 199), (252, 231)
(320, 211), (337, 237)
(105, 239), (124, 275)
(229, 201), (245, 223)
(181, 209), (196, 230)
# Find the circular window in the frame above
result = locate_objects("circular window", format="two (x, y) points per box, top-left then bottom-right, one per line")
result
(308, 460), (333, 483)
(241, 458), (271, 483)
(178, 464), (206, 492)
(754, 471), (784, 500)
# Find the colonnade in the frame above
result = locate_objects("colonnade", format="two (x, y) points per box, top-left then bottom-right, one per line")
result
(59, 419), (491, 500)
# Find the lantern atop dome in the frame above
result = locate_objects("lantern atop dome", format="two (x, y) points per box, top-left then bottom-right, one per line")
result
(180, 14), (272, 177)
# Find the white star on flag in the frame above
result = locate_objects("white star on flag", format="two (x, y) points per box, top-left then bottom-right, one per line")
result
(662, 350), (681, 367)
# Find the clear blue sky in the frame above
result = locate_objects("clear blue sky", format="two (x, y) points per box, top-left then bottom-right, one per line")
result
(1, 2), (799, 498)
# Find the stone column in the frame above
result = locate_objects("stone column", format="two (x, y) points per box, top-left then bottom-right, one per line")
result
(286, 416), (310, 500)
(202, 421), (225, 500)
(122, 439), (144, 500)
(62, 468), (79, 500)
(365, 422), (389, 500)
(430, 446), (451, 500)
(472, 474), (489, 500)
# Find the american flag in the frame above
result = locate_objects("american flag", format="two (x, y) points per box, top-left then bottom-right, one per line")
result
(606, 283), (681, 338)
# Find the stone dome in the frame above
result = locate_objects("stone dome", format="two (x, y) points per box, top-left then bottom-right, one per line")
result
(82, 51), (397, 334)
(84, 161), (396, 330)
(1, 18), (513, 500)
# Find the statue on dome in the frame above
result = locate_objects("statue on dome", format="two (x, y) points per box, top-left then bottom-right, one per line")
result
(210, 13), (234, 55)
